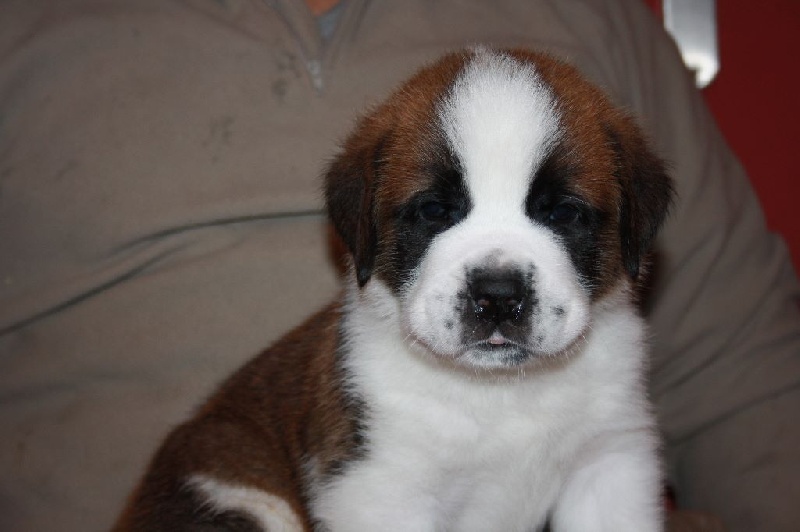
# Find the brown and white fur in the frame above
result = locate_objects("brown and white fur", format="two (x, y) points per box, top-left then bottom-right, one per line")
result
(114, 48), (673, 532)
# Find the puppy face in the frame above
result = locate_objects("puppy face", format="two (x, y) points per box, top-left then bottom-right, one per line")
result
(326, 49), (672, 370)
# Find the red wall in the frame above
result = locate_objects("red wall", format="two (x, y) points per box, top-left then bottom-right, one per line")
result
(647, 1), (800, 270)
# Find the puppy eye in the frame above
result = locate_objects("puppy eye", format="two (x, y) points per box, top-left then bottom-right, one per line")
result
(420, 201), (450, 222)
(549, 203), (580, 225)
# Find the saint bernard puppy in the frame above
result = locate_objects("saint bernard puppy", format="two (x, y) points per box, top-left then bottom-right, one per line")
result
(114, 48), (673, 532)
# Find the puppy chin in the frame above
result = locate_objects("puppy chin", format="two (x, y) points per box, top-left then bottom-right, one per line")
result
(401, 312), (591, 373)
(458, 342), (538, 370)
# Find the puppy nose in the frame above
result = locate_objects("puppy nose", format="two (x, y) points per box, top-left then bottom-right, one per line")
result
(469, 275), (526, 324)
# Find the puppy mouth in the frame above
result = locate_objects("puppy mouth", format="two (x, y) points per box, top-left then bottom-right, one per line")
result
(457, 336), (537, 368)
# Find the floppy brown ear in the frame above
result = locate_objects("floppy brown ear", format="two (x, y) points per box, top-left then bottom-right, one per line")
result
(324, 120), (387, 287)
(608, 118), (675, 279)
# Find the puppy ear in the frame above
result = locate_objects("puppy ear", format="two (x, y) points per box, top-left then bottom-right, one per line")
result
(608, 119), (674, 279)
(324, 124), (387, 287)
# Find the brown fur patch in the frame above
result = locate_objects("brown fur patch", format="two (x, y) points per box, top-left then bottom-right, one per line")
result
(113, 304), (360, 531)
(503, 49), (671, 294)
(325, 51), (474, 286)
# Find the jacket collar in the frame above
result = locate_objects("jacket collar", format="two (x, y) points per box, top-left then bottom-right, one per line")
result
(265, 0), (370, 91)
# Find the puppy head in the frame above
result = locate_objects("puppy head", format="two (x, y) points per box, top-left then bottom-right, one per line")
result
(325, 48), (673, 370)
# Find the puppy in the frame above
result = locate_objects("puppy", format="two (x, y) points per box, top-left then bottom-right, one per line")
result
(114, 48), (673, 532)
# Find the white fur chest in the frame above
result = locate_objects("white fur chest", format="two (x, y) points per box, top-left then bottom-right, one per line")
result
(309, 285), (655, 532)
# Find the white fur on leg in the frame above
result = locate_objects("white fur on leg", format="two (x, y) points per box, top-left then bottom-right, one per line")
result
(188, 474), (304, 532)
(549, 436), (663, 532)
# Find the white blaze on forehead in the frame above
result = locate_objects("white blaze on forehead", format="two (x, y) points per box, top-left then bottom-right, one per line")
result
(440, 50), (560, 218)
